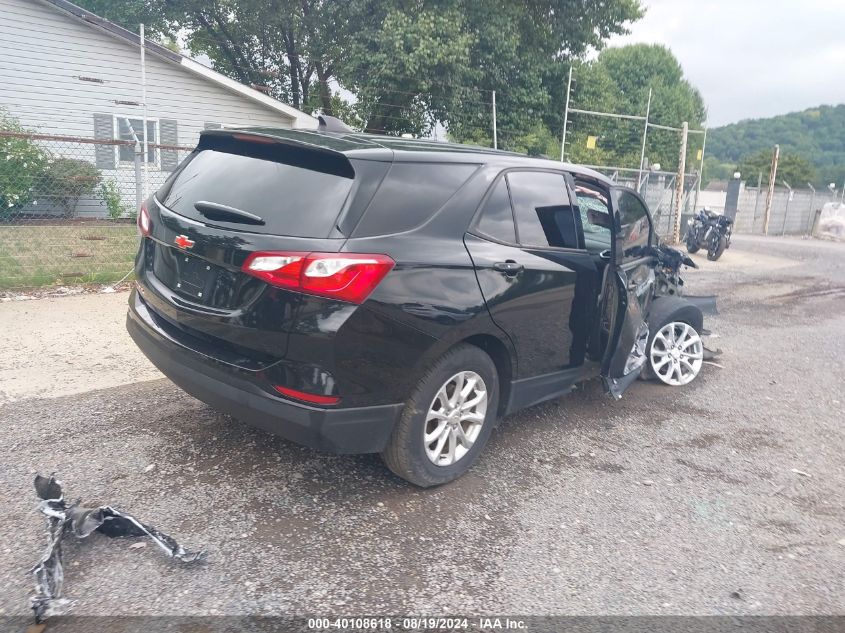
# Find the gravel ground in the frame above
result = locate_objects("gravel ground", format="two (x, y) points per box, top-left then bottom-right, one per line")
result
(0, 234), (843, 620)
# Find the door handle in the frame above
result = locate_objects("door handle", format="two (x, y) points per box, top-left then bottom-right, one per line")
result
(493, 260), (524, 275)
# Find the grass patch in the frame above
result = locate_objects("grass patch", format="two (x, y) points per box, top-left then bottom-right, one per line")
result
(0, 223), (138, 289)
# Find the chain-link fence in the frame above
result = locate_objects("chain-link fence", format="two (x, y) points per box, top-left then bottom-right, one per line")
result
(0, 129), (191, 289)
(3, 129), (833, 290)
(582, 164), (700, 241)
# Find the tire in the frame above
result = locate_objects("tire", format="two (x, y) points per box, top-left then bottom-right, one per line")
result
(707, 235), (727, 261)
(640, 298), (704, 384)
(685, 235), (700, 254)
(381, 344), (499, 488)
(642, 320), (704, 387)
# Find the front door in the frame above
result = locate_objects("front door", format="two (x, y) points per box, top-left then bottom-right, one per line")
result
(465, 170), (600, 379)
(601, 187), (656, 397)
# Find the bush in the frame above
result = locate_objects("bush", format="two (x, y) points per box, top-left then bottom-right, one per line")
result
(0, 110), (48, 215)
(99, 179), (131, 220)
(38, 157), (102, 218)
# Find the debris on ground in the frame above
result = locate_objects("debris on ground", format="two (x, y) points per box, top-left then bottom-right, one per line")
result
(30, 473), (203, 623)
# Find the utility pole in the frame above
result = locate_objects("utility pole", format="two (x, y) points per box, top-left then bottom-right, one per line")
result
(140, 23), (149, 197)
(671, 121), (689, 244)
(763, 145), (780, 235)
(492, 90), (497, 150)
(636, 88), (652, 190)
(560, 66), (573, 162)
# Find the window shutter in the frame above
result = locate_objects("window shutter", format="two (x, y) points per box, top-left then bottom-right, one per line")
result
(204, 122), (222, 130)
(93, 113), (115, 170)
(159, 119), (179, 171)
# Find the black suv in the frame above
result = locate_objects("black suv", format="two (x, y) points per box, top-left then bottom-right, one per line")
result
(127, 123), (705, 487)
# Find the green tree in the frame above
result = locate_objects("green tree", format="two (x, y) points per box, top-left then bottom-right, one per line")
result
(705, 104), (845, 188)
(737, 149), (816, 187)
(701, 155), (734, 185)
(38, 158), (102, 218)
(117, 0), (641, 139)
(562, 44), (705, 170)
(0, 110), (48, 215)
(74, 0), (173, 38)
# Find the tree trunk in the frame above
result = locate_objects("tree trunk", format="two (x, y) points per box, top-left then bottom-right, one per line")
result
(315, 63), (333, 116)
(284, 31), (302, 110)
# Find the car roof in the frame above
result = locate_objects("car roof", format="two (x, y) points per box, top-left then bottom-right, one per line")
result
(209, 127), (612, 185)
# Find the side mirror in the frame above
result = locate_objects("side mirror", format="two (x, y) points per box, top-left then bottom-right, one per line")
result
(587, 209), (612, 230)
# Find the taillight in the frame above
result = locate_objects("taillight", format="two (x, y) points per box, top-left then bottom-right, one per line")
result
(138, 201), (151, 236)
(242, 252), (395, 304)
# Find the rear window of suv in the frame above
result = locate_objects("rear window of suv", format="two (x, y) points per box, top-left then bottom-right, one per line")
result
(158, 144), (355, 237)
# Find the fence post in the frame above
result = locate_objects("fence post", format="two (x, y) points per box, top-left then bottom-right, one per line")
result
(780, 180), (792, 235)
(752, 172), (762, 232)
(637, 87), (652, 190)
(492, 90), (497, 150)
(134, 141), (143, 210)
(806, 183), (816, 235)
(671, 121), (689, 244)
(560, 66), (573, 162)
(763, 145), (779, 235)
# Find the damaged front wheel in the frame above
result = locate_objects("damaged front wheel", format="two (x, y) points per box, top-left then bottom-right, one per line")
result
(648, 321), (703, 386)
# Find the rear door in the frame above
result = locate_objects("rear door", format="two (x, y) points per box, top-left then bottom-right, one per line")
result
(465, 170), (600, 377)
(600, 187), (656, 397)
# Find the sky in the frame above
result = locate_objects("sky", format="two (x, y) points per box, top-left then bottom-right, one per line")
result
(607, 0), (845, 127)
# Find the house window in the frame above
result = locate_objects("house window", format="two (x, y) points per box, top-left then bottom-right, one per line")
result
(115, 117), (158, 165)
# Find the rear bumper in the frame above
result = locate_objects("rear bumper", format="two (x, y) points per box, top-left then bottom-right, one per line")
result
(126, 290), (403, 454)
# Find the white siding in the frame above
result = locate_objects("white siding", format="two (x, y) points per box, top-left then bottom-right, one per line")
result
(0, 0), (310, 146)
(0, 0), (316, 216)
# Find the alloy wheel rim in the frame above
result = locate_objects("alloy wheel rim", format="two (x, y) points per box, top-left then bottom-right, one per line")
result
(424, 371), (488, 467)
(650, 322), (703, 386)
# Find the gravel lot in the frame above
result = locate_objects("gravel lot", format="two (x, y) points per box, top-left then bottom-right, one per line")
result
(0, 235), (843, 620)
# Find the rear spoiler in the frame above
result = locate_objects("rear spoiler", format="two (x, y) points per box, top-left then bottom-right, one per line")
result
(197, 129), (355, 179)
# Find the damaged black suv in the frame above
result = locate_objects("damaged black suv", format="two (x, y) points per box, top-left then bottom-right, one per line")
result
(127, 119), (705, 487)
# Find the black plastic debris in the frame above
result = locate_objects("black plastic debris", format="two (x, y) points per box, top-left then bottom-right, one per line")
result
(30, 473), (203, 623)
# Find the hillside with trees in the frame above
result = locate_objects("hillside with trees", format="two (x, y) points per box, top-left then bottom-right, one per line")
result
(706, 105), (845, 187)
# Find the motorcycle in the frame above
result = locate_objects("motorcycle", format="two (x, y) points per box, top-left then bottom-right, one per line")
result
(685, 207), (733, 261)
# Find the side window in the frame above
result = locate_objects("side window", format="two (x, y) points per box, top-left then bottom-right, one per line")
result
(354, 163), (478, 237)
(475, 178), (516, 243)
(506, 171), (580, 249)
(615, 189), (652, 257)
(574, 182), (612, 253)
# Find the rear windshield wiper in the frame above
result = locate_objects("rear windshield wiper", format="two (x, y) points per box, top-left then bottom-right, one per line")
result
(194, 201), (265, 226)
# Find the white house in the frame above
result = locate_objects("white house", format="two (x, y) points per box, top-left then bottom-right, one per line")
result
(0, 0), (317, 215)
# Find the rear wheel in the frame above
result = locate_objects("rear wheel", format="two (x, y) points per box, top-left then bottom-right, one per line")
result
(381, 344), (499, 487)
